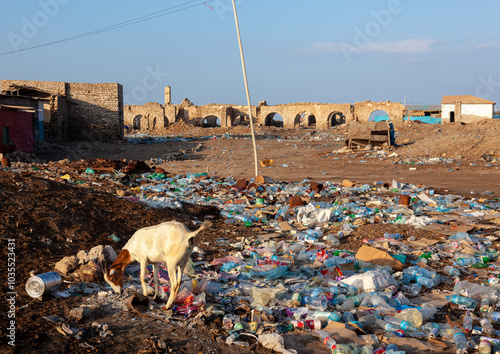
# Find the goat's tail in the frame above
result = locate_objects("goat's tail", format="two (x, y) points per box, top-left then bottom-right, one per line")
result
(188, 220), (212, 239)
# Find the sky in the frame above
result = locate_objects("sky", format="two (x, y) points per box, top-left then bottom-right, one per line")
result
(0, 0), (499, 107)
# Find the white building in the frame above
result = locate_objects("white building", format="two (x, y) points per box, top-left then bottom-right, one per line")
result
(441, 95), (496, 124)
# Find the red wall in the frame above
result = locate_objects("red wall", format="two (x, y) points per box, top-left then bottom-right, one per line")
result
(0, 108), (33, 153)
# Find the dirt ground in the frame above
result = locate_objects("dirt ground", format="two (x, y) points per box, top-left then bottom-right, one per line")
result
(1, 119), (500, 353)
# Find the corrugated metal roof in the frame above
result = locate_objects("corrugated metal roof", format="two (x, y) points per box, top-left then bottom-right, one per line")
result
(0, 104), (37, 112)
(441, 95), (496, 105)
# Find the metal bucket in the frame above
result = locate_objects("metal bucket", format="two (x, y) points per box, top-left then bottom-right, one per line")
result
(25, 271), (62, 298)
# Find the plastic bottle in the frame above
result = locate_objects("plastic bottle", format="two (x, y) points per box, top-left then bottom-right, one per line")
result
(389, 296), (410, 308)
(444, 265), (461, 277)
(463, 311), (473, 333)
(305, 228), (323, 239)
(384, 232), (402, 239)
(343, 311), (356, 323)
(401, 283), (422, 296)
(480, 297), (490, 313)
(446, 295), (478, 309)
(312, 329), (336, 350)
(481, 317), (495, 336)
(375, 319), (401, 333)
(358, 313), (379, 327)
(453, 331), (468, 354)
(424, 322), (440, 338)
(302, 296), (328, 311)
(486, 312), (500, 323)
(338, 294), (364, 311)
(327, 311), (342, 323)
(456, 257), (487, 267)
(416, 276), (435, 288)
(384, 315), (418, 332)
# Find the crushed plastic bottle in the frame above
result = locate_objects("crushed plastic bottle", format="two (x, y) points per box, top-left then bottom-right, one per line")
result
(444, 265), (461, 277)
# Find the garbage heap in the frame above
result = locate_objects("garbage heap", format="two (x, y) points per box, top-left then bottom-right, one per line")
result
(34, 167), (500, 354)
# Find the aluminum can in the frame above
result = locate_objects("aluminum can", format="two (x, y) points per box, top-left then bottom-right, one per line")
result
(25, 271), (62, 298)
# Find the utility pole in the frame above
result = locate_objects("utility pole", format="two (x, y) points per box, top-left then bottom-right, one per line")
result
(232, 0), (259, 177)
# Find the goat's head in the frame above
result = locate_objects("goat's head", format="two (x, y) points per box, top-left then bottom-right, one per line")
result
(103, 249), (132, 295)
(104, 266), (124, 295)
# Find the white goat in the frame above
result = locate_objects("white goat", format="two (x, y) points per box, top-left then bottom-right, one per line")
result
(104, 220), (211, 309)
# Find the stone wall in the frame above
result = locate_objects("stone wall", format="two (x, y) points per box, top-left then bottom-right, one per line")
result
(65, 82), (123, 140)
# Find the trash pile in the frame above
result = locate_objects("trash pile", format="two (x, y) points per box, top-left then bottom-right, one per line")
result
(24, 163), (500, 354)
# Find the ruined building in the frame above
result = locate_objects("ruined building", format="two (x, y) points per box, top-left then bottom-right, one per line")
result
(0, 80), (124, 141)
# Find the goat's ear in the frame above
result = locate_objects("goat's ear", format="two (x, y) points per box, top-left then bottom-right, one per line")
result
(109, 269), (116, 276)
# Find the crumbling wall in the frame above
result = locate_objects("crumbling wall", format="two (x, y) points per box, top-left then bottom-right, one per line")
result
(353, 101), (404, 124)
(66, 83), (123, 141)
(124, 102), (166, 132)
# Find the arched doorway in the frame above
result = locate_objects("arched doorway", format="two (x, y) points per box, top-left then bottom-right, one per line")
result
(264, 113), (284, 127)
(294, 112), (316, 128)
(328, 112), (346, 127)
(203, 116), (221, 128)
(368, 110), (390, 122)
(133, 115), (142, 130)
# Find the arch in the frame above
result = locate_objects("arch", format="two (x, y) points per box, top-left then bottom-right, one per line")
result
(233, 114), (249, 126)
(264, 113), (284, 127)
(368, 110), (390, 122)
(307, 114), (316, 127)
(152, 117), (157, 130)
(133, 115), (142, 130)
(294, 112), (316, 128)
(203, 115), (221, 128)
(327, 111), (346, 127)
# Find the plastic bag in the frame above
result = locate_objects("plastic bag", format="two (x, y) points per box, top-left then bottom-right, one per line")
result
(251, 283), (286, 307)
(258, 333), (297, 354)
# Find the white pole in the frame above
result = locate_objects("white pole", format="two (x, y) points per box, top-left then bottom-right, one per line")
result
(232, 0), (259, 177)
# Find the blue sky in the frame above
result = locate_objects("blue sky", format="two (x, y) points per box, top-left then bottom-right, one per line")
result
(1, 0), (499, 107)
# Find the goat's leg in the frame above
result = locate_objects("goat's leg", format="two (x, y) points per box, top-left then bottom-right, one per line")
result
(152, 263), (159, 300)
(139, 260), (149, 297)
(164, 265), (178, 310)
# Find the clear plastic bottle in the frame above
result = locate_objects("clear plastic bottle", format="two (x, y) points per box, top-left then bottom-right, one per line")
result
(486, 312), (500, 323)
(456, 257), (487, 267)
(480, 317), (495, 336)
(384, 315), (418, 332)
(401, 283), (422, 296)
(338, 294), (364, 311)
(416, 276), (435, 288)
(453, 331), (468, 354)
(375, 319), (400, 332)
(302, 296), (328, 311)
(358, 313), (379, 327)
(384, 232), (402, 239)
(305, 228), (323, 239)
(311, 329), (337, 351)
(480, 297), (490, 313)
(444, 265), (461, 277)
(343, 311), (356, 323)
(463, 311), (473, 333)
(446, 295), (478, 310)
